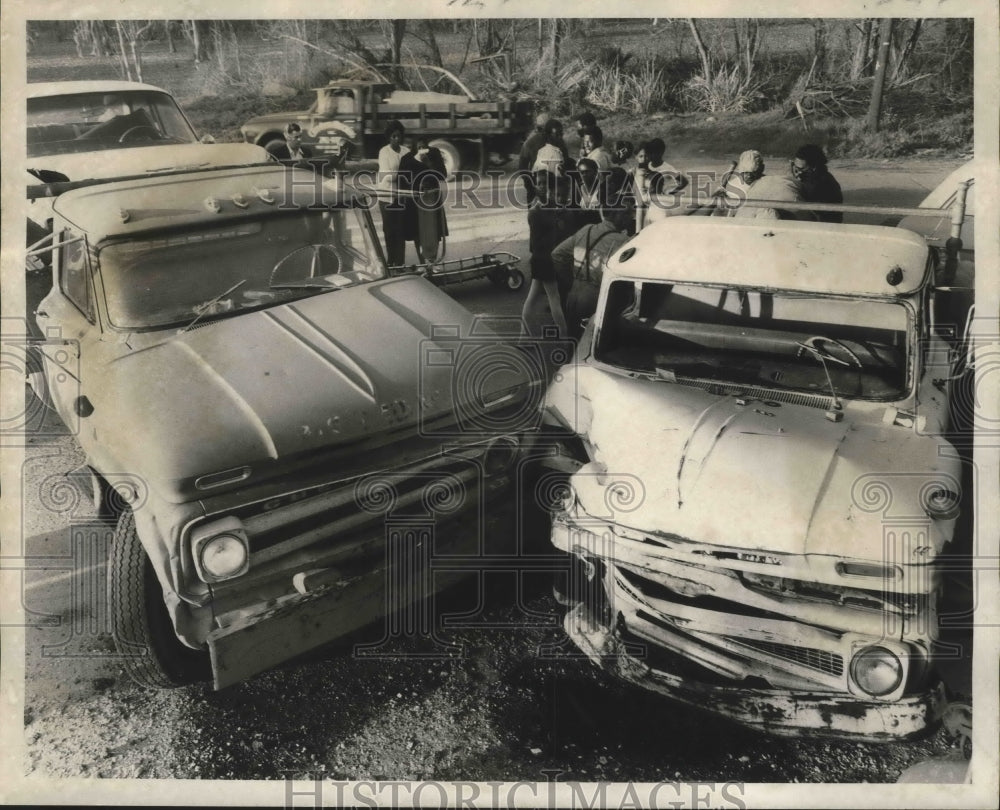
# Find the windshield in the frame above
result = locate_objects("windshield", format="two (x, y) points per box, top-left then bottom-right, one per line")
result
(99, 207), (385, 330)
(595, 281), (911, 401)
(27, 90), (198, 157)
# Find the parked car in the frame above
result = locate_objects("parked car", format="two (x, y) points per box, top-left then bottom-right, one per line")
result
(25, 81), (273, 414)
(240, 65), (534, 176)
(540, 211), (974, 741)
(33, 163), (539, 689)
(27, 80), (270, 236)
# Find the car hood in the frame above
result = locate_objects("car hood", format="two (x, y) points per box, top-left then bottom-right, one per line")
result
(28, 142), (270, 184)
(558, 365), (957, 561)
(91, 277), (526, 497)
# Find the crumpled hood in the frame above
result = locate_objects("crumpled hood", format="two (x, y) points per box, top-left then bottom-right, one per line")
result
(559, 366), (957, 561)
(28, 142), (270, 184)
(91, 277), (522, 496)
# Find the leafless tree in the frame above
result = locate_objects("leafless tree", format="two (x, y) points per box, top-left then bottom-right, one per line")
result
(114, 20), (154, 82)
(890, 19), (923, 83)
(732, 19), (760, 79)
(687, 19), (712, 77)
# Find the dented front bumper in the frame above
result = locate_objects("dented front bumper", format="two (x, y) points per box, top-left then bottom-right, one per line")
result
(565, 601), (948, 741)
(551, 510), (950, 741)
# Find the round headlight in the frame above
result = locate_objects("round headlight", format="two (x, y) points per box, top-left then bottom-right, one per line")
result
(851, 646), (904, 697)
(200, 534), (248, 580)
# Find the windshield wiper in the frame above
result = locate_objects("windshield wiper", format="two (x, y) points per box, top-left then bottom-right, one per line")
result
(181, 280), (246, 332)
(268, 279), (340, 290)
(795, 338), (846, 416)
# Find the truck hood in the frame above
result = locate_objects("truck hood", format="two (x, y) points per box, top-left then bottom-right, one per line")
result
(91, 277), (526, 497)
(561, 366), (957, 562)
(27, 142), (270, 184)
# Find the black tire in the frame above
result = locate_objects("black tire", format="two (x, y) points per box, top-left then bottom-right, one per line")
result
(487, 267), (509, 287)
(91, 473), (125, 525)
(506, 268), (525, 292)
(428, 139), (461, 179)
(261, 136), (285, 160)
(108, 509), (210, 688)
(24, 346), (53, 415)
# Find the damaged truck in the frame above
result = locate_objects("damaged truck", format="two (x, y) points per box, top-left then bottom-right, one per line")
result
(540, 191), (975, 741)
(31, 163), (539, 688)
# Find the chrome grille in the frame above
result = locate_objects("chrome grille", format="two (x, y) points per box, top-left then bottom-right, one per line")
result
(676, 379), (833, 410)
(726, 637), (844, 677)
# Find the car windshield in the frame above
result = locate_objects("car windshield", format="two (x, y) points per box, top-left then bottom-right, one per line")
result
(98, 207), (386, 330)
(27, 90), (198, 157)
(595, 281), (911, 401)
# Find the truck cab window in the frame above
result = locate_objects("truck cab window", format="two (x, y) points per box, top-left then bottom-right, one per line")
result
(58, 229), (94, 322)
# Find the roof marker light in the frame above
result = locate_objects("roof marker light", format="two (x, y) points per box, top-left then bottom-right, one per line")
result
(232, 193), (249, 209)
(886, 266), (904, 286)
(255, 187), (276, 205)
(204, 196), (222, 213)
(119, 208), (131, 223)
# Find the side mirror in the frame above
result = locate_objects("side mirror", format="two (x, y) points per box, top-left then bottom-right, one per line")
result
(200, 134), (216, 145)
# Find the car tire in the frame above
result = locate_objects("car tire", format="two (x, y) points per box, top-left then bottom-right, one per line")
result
(428, 139), (461, 180)
(24, 347), (53, 415)
(108, 508), (210, 689)
(261, 137), (286, 160)
(91, 473), (125, 525)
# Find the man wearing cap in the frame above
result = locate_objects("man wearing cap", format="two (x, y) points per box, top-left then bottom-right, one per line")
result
(721, 149), (765, 209)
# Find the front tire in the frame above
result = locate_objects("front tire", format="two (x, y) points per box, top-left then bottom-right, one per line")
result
(108, 509), (210, 688)
(428, 139), (461, 180)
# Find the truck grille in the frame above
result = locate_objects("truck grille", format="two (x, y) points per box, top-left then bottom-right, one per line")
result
(676, 379), (834, 410)
(726, 637), (844, 677)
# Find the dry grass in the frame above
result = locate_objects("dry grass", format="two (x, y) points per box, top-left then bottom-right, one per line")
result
(680, 63), (764, 114)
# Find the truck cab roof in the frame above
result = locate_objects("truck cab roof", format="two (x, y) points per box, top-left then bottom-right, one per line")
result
(608, 218), (932, 297)
(52, 165), (360, 242)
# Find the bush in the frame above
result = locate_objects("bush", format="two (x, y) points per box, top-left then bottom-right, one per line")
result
(679, 63), (764, 114)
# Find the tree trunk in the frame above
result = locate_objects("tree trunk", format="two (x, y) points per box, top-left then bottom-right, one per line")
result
(738, 19), (759, 78)
(115, 22), (134, 81)
(850, 19), (873, 80)
(73, 22), (86, 58)
(549, 18), (562, 75)
(189, 20), (205, 63)
(890, 19), (922, 84)
(866, 19), (894, 131)
(811, 19), (829, 79)
(165, 20), (175, 54)
(687, 19), (712, 77)
(130, 38), (143, 82)
(421, 20), (443, 68)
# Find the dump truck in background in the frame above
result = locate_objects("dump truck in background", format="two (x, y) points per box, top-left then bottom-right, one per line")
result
(239, 65), (534, 176)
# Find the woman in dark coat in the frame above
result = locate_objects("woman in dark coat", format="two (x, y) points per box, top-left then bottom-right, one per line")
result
(411, 142), (449, 262)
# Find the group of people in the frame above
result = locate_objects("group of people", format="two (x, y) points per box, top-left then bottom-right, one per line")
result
(268, 112), (845, 342)
(721, 144), (843, 222)
(376, 120), (450, 266)
(516, 109), (845, 339)
(517, 111), (689, 340)
(269, 119), (449, 267)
